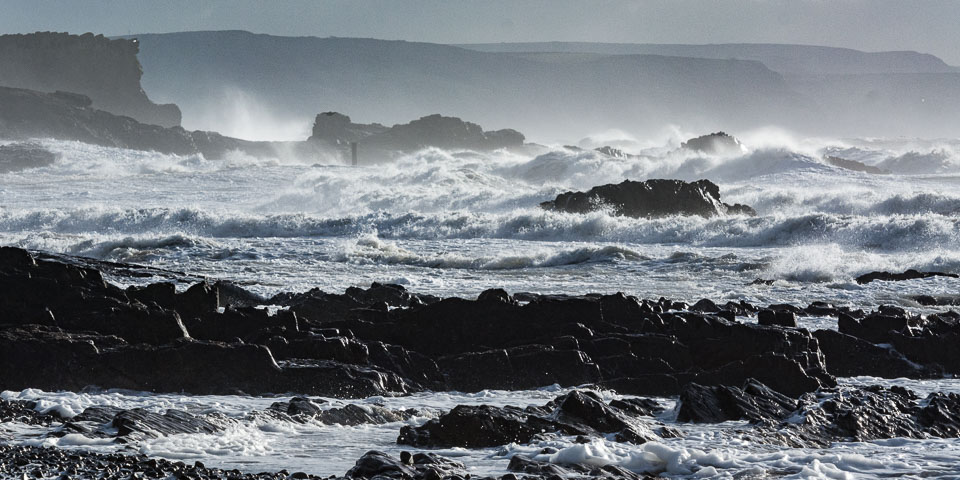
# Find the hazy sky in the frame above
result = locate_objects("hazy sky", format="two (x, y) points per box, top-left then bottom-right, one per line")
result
(3, 0), (960, 65)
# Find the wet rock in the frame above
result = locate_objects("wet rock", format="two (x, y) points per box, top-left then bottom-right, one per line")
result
(269, 396), (326, 418)
(0, 399), (62, 425)
(345, 450), (466, 480)
(594, 146), (635, 159)
(855, 269), (958, 284)
(508, 455), (571, 477)
(397, 390), (665, 448)
(813, 329), (938, 378)
(397, 404), (542, 448)
(677, 379), (797, 423)
(539, 179), (756, 218)
(757, 309), (797, 328)
(267, 398), (418, 426)
(780, 385), (960, 447)
(680, 132), (744, 155)
(804, 301), (838, 317)
(0, 443), (325, 479)
(108, 408), (224, 441)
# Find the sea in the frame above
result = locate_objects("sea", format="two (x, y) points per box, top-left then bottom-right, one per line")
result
(2, 130), (960, 478)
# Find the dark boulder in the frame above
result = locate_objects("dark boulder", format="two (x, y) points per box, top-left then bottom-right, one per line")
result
(345, 451), (465, 480)
(680, 132), (744, 155)
(397, 390), (666, 448)
(855, 269), (958, 284)
(540, 179), (756, 218)
(397, 404), (541, 448)
(676, 379), (797, 423)
(757, 309), (797, 328)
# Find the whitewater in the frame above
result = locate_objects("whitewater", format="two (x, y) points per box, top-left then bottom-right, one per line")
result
(3, 131), (960, 478)
(1, 133), (959, 309)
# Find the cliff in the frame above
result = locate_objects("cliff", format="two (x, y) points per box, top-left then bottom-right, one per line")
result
(0, 86), (280, 158)
(0, 86), (527, 163)
(0, 32), (181, 127)
(127, 31), (814, 140)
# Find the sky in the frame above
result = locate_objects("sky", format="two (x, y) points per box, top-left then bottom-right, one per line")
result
(2, 0), (960, 65)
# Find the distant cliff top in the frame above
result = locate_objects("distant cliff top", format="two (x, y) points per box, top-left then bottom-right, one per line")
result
(0, 32), (181, 127)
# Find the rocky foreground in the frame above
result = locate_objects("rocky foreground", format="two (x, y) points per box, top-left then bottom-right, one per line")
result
(2, 246), (960, 478)
(2, 245), (959, 397)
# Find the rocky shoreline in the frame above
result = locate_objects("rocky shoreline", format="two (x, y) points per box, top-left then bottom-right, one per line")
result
(1, 246), (960, 478)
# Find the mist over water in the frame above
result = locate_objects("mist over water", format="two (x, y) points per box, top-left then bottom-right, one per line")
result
(177, 86), (313, 141)
(2, 132), (959, 309)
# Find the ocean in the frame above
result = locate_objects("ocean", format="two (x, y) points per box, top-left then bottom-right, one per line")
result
(2, 132), (960, 477)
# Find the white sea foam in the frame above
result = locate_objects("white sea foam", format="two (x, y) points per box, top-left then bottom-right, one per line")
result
(2, 136), (960, 306)
(5, 387), (960, 478)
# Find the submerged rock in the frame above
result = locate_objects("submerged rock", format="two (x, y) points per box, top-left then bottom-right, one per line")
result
(824, 155), (889, 174)
(0, 142), (58, 173)
(540, 179), (756, 218)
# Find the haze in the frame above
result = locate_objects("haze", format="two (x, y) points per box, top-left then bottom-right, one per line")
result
(3, 0), (960, 66)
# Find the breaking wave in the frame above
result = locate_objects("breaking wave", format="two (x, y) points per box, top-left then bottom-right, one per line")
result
(1, 206), (957, 252)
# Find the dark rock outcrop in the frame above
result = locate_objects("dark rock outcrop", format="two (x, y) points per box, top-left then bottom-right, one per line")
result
(855, 269), (958, 284)
(55, 406), (225, 442)
(345, 450), (467, 480)
(812, 329), (938, 378)
(0, 142), (58, 173)
(0, 246), (840, 398)
(832, 307), (960, 375)
(674, 378), (960, 448)
(757, 309), (797, 328)
(266, 397), (420, 426)
(0, 32), (181, 127)
(15, 245), (960, 402)
(310, 112), (389, 144)
(0, 247), (412, 397)
(540, 179), (756, 218)
(309, 112), (525, 156)
(0, 398), (62, 426)
(781, 385), (960, 447)
(397, 390), (666, 448)
(676, 379), (797, 423)
(0, 85), (327, 160)
(680, 132), (744, 155)
(594, 145), (636, 159)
